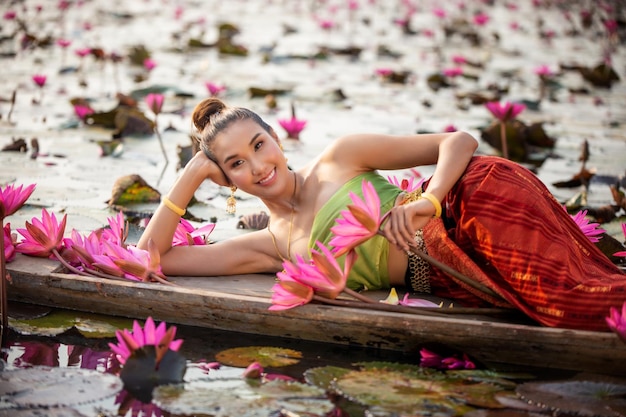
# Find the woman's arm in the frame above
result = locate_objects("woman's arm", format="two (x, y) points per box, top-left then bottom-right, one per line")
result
(325, 131), (478, 250)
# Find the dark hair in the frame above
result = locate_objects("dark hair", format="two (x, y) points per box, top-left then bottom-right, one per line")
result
(191, 98), (272, 161)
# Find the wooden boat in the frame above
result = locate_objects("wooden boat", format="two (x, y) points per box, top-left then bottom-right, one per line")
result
(6, 254), (626, 376)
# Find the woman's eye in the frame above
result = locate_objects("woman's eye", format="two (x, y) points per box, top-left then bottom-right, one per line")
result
(231, 160), (243, 168)
(255, 141), (263, 151)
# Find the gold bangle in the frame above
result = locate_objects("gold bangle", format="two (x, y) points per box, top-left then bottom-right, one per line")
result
(420, 193), (442, 218)
(162, 196), (186, 216)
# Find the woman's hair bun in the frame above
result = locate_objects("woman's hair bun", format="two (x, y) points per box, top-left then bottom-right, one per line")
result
(192, 98), (227, 131)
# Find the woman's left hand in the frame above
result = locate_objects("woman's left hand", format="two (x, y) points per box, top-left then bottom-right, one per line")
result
(381, 200), (434, 252)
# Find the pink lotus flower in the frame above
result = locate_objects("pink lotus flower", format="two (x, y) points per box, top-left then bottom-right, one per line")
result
(420, 348), (475, 370)
(143, 58), (156, 71)
(73, 104), (94, 120)
(56, 38), (71, 48)
(318, 18), (335, 30)
(433, 7), (446, 18)
(443, 124), (457, 132)
(172, 219), (215, 246)
(443, 67), (463, 77)
(15, 209), (67, 258)
(473, 12), (489, 26)
(205, 82), (226, 97)
(375, 68), (394, 77)
(534, 64), (554, 77)
(386, 175), (424, 193)
(145, 93), (164, 115)
(75, 48), (91, 58)
(485, 101), (525, 122)
(3, 223), (17, 263)
(278, 116), (307, 140)
(109, 317), (183, 365)
(63, 229), (105, 269)
(569, 209), (605, 243)
(100, 240), (165, 282)
(32, 74), (47, 88)
(329, 179), (382, 256)
(269, 274), (314, 311)
(0, 183), (35, 219)
(100, 211), (129, 247)
(293, 242), (356, 299)
(606, 302), (626, 343)
(451, 55), (467, 65)
(242, 361), (264, 379)
(3, 11), (17, 20)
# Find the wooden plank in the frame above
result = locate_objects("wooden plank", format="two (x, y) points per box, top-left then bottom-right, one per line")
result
(5, 255), (626, 375)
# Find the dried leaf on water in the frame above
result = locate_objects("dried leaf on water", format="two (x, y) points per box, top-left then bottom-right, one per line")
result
(108, 174), (160, 206)
(215, 346), (302, 368)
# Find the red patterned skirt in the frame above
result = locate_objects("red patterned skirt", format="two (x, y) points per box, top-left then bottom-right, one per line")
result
(423, 156), (625, 331)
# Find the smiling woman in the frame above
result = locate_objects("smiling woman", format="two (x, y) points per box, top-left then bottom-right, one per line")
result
(137, 97), (626, 332)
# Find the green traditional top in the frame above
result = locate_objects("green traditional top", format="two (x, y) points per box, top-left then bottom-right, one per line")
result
(308, 171), (402, 291)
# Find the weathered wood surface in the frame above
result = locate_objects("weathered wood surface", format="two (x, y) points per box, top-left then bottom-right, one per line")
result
(6, 254), (626, 375)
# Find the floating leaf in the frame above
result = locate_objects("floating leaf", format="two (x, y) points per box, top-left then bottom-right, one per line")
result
(304, 366), (353, 391)
(108, 174), (161, 206)
(516, 378), (626, 417)
(0, 366), (122, 408)
(215, 346), (302, 368)
(154, 376), (332, 416)
(9, 309), (135, 338)
(0, 408), (87, 417)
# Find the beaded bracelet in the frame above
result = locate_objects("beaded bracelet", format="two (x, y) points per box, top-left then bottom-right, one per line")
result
(419, 192), (442, 218)
(162, 196), (186, 216)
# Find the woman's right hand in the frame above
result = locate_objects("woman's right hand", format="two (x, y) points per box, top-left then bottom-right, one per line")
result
(186, 150), (229, 187)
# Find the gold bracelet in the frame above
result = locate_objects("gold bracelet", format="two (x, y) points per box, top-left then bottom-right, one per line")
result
(162, 196), (186, 216)
(400, 188), (422, 205)
(419, 192), (442, 218)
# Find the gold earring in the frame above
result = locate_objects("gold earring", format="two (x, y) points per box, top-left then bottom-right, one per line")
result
(226, 185), (237, 214)
(278, 142), (288, 163)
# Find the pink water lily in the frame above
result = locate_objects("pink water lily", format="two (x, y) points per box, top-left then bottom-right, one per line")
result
(172, 219), (215, 246)
(420, 348), (475, 370)
(15, 208), (67, 258)
(205, 82), (226, 97)
(387, 175), (424, 193)
(442, 67), (463, 77)
(0, 183), (35, 219)
(32, 74), (47, 88)
(111, 240), (165, 282)
(329, 179), (382, 256)
(569, 209), (605, 243)
(485, 101), (526, 122)
(73, 104), (94, 120)
(109, 317), (183, 365)
(278, 116), (307, 140)
(143, 58), (156, 71)
(145, 93), (164, 115)
(296, 242), (356, 299)
(242, 361), (264, 379)
(269, 273), (314, 311)
(63, 229), (105, 269)
(100, 211), (129, 247)
(75, 47), (91, 58)
(56, 38), (71, 48)
(606, 302), (626, 343)
(399, 293), (441, 308)
(3, 223), (17, 263)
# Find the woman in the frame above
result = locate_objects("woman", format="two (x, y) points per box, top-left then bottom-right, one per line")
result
(138, 98), (625, 331)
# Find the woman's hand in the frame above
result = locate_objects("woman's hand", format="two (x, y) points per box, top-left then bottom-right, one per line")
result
(381, 199), (435, 252)
(186, 151), (229, 187)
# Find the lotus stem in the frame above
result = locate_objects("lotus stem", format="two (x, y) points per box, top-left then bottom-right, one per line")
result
(312, 294), (513, 317)
(342, 287), (376, 304)
(154, 118), (169, 165)
(0, 219), (7, 346)
(499, 121), (508, 159)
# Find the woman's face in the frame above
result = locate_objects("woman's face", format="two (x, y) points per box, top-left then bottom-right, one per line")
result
(212, 118), (287, 198)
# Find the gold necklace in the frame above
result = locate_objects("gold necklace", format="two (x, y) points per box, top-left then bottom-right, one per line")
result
(268, 171), (297, 262)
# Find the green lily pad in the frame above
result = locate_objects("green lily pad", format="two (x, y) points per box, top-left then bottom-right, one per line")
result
(322, 363), (516, 416)
(215, 346), (302, 368)
(303, 366), (353, 391)
(154, 377), (332, 416)
(516, 378), (626, 417)
(0, 366), (122, 408)
(9, 309), (135, 338)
